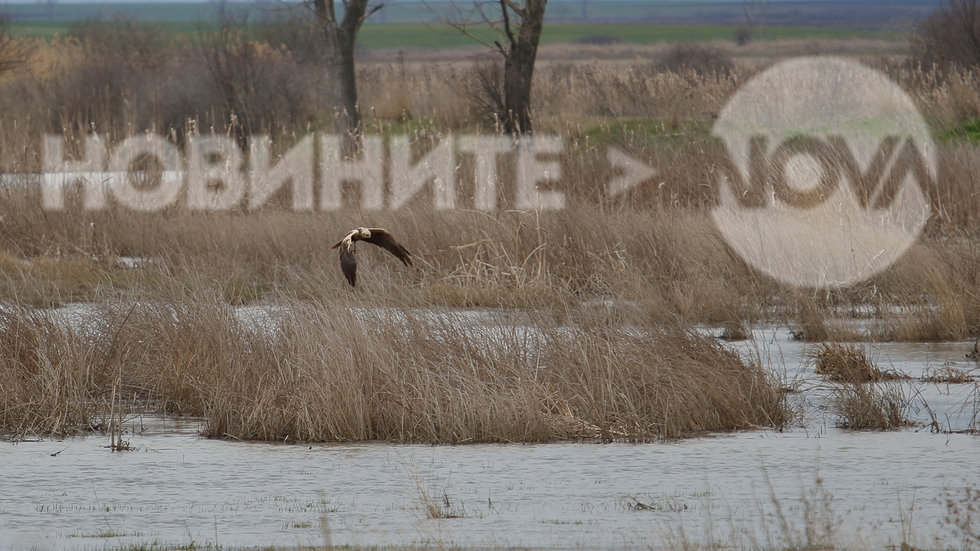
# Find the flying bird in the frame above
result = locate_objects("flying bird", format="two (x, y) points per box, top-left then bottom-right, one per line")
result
(331, 227), (413, 287)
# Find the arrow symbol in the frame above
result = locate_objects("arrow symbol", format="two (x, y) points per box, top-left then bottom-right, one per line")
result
(606, 147), (657, 198)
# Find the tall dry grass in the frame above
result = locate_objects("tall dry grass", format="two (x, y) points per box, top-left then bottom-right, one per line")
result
(0, 293), (788, 441)
(7, 185), (980, 341)
(207, 303), (787, 442)
(0, 305), (113, 437)
(6, 186), (980, 341)
(2, 29), (980, 341)
(832, 383), (912, 430)
(0, 183), (779, 319)
(5, 25), (980, 445)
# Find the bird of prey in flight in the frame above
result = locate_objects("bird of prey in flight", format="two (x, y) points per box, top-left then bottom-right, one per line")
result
(331, 227), (413, 287)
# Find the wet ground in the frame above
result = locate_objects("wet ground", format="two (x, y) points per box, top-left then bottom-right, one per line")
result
(2, 318), (979, 550)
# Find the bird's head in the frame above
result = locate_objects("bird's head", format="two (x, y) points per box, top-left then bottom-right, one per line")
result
(355, 227), (371, 238)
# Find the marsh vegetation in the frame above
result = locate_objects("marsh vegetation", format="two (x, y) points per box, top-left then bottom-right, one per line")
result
(5, 2), (980, 549)
(0, 296), (788, 441)
(1, 10), (980, 446)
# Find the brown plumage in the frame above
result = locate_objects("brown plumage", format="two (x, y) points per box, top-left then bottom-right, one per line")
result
(330, 227), (413, 287)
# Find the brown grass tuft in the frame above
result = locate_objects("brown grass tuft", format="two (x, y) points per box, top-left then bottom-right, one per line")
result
(811, 343), (906, 383)
(719, 319), (751, 341)
(790, 295), (831, 342)
(922, 365), (975, 384)
(832, 383), (912, 430)
(0, 305), (113, 438)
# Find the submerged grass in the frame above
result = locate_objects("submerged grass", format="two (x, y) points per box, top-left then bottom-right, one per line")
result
(832, 383), (912, 430)
(923, 365), (976, 384)
(810, 343), (906, 384)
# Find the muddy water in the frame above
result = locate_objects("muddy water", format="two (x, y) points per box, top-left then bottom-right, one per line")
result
(2, 317), (980, 550)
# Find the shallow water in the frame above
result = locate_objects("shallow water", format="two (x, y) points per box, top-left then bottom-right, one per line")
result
(4, 423), (979, 550)
(3, 311), (980, 550)
(729, 324), (980, 433)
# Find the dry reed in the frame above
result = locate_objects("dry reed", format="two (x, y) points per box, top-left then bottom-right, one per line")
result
(201, 298), (788, 442)
(831, 382), (912, 430)
(3, 37), (980, 337)
(0, 304), (113, 438)
(943, 486), (980, 547)
(922, 365), (975, 384)
(810, 343), (906, 383)
(4, 30), (980, 442)
(6, 190), (980, 342)
(0, 293), (788, 442)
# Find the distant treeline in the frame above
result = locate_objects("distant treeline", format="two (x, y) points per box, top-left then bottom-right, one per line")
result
(3, 0), (940, 29)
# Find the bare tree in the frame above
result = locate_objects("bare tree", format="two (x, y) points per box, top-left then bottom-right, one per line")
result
(735, 0), (766, 46)
(312, 0), (382, 153)
(200, 19), (281, 146)
(211, 0), (231, 21)
(446, 0), (548, 135)
(0, 15), (34, 77)
(917, 0), (980, 69)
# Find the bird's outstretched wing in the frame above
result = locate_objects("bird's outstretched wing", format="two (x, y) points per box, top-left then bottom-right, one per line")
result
(364, 229), (413, 266)
(339, 246), (357, 287)
(330, 229), (356, 251)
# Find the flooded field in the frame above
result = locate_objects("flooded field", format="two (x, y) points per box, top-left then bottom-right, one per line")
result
(2, 317), (979, 551)
(3, 3), (980, 548)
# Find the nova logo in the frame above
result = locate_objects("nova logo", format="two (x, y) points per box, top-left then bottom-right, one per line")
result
(720, 134), (932, 211)
(711, 57), (936, 288)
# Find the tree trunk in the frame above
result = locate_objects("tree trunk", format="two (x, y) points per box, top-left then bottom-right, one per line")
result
(315, 0), (375, 155)
(501, 0), (547, 135)
(323, 28), (361, 151)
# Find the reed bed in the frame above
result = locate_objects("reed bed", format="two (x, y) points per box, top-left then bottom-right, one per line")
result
(0, 305), (111, 436)
(2, 35), (980, 332)
(3, 27), (980, 441)
(6, 191), (980, 341)
(0, 294), (787, 441)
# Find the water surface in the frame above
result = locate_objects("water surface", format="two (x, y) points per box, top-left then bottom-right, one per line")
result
(2, 317), (979, 550)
